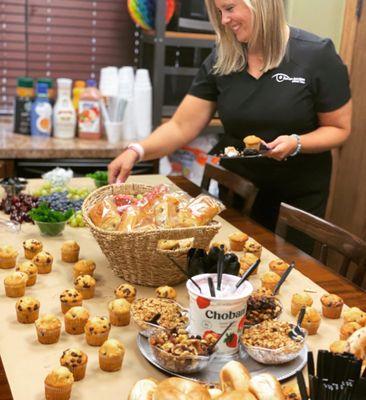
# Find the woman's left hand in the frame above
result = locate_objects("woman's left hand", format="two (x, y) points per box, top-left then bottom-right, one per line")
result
(265, 135), (298, 161)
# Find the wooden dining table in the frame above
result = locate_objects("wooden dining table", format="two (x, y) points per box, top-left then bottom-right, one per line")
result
(0, 175), (365, 400)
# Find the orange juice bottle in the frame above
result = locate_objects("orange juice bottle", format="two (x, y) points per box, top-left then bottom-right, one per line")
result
(78, 79), (101, 140)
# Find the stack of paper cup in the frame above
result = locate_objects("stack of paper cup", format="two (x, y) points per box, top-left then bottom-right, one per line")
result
(99, 66), (118, 97)
(105, 121), (123, 144)
(134, 68), (152, 140)
(118, 66), (136, 142)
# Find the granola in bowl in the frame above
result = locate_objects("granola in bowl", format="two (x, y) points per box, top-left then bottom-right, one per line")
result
(131, 298), (189, 337)
(240, 320), (306, 364)
(149, 328), (216, 373)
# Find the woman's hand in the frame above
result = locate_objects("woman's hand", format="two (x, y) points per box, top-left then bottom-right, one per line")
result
(108, 149), (139, 184)
(265, 135), (298, 161)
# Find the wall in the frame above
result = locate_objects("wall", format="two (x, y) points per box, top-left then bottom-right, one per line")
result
(285, 0), (346, 50)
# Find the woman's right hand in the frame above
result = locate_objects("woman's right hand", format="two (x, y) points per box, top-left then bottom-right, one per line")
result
(108, 149), (139, 184)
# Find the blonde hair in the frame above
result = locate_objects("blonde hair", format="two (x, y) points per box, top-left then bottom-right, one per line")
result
(205, 0), (288, 75)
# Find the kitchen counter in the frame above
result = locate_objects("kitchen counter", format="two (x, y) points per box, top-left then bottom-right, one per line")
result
(0, 132), (128, 159)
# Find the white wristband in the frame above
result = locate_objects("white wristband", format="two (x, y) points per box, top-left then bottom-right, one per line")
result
(289, 134), (302, 157)
(126, 143), (145, 162)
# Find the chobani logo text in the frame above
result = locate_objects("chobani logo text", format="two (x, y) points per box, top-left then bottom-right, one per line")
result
(205, 309), (246, 320)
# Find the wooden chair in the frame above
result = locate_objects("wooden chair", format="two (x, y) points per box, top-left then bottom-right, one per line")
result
(276, 202), (366, 287)
(200, 161), (258, 214)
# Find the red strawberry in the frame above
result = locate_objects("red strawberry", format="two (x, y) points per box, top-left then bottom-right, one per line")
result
(224, 333), (238, 348)
(196, 296), (210, 309)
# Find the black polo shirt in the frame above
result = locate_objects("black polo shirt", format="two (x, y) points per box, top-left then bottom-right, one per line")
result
(189, 27), (351, 196)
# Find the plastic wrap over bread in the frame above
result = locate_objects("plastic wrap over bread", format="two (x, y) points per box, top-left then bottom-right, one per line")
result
(88, 184), (225, 232)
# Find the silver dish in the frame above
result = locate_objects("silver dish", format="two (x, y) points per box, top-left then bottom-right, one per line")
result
(137, 334), (307, 383)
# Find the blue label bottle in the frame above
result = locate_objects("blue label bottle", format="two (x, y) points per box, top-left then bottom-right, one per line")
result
(31, 82), (53, 137)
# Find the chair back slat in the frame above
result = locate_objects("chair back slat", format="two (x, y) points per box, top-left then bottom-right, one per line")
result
(200, 162), (258, 215)
(276, 202), (366, 288)
(319, 244), (328, 265)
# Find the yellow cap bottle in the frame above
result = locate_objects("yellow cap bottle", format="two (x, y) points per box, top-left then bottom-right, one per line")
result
(72, 80), (86, 111)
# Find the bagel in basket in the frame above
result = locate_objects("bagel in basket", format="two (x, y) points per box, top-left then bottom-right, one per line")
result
(220, 361), (251, 392)
(128, 378), (158, 400)
(152, 377), (210, 400)
(249, 373), (285, 400)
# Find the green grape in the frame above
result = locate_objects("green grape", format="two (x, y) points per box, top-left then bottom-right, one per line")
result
(136, 194), (143, 200)
(69, 219), (78, 228)
(43, 182), (52, 190)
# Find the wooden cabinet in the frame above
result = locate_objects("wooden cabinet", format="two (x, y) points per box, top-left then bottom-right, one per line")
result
(328, 0), (366, 240)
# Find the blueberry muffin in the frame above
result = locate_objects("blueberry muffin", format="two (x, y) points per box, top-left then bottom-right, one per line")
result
(108, 299), (131, 326)
(228, 232), (248, 251)
(114, 283), (136, 303)
(340, 322), (362, 340)
(23, 239), (42, 260)
(16, 260), (38, 286)
(269, 259), (289, 277)
(244, 239), (262, 258)
(329, 340), (350, 354)
(321, 294), (344, 319)
(60, 348), (88, 381)
(291, 292), (313, 316)
(60, 289), (83, 314)
(243, 135), (261, 150)
(99, 338), (125, 372)
(301, 307), (321, 335)
(35, 314), (62, 344)
(155, 286), (177, 300)
(4, 271), (28, 297)
(16, 296), (40, 323)
(64, 306), (90, 335)
(343, 307), (366, 326)
(73, 275), (96, 299)
(44, 366), (74, 400)
(61, 240), (80, 263)
(0, 245), (18, 269)
(260, 271), (281, 292)
(32, 251), (53, 274)
(73, 259), (96, 279)
(239, 252), (259, 276)
(84, 316), (111, 346)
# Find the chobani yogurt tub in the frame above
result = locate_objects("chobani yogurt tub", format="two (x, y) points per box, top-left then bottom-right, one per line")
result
(187, 273), (253, 357)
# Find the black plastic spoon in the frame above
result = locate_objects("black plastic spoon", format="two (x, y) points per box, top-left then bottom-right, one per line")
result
(289, 306), (306, 341)
(165, 254), (202, 293)
(235, 259), (261, 290)
(272, 261), (296, 295)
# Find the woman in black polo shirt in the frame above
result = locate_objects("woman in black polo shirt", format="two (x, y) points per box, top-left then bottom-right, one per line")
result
(109, 0), (351, 251)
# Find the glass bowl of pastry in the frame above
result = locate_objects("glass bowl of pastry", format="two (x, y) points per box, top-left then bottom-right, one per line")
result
(131, 298), (189, 337)
(149, 328), (217, 373)
(240, 320), (307, 364)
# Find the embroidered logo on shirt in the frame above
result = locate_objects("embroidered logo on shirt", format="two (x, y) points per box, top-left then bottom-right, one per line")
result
(272, 73), (306, 84)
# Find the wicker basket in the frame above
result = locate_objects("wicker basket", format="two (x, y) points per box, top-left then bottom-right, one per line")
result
(82, 183), (221, 287)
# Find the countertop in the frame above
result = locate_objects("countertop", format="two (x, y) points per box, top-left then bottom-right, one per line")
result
(0, 132), (127, 159)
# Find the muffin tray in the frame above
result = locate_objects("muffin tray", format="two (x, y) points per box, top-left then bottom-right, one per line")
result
(217, 147), (269, 160)
(137, 334), (307, 383)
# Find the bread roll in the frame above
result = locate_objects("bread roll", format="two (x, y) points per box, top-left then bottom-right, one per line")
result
(153, 377), (210, 400)
(128, 378), (158, 400)
(347, 326), (366, 360)
(217, 391), (257, 399)
(88, 198), (121, 231)
(249, 373), (285, 400)
(220, 361), (251, 392)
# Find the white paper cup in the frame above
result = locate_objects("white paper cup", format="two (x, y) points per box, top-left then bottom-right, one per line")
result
(105, 121), (123, 144)
(186, 273), (253, 357)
